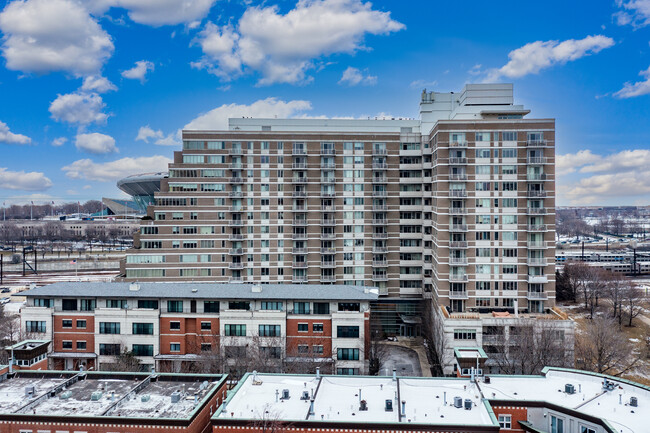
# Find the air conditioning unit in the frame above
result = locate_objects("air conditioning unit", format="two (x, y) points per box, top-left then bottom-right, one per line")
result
(454, 396), (462, 408)
(565, 384), (575, 394)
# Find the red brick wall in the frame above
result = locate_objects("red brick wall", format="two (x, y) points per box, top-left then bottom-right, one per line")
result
(160, 317), (220, 355)
(286, 318), (332, 357)
(52, 315), (95, 353)
(492, 405), (528, 432)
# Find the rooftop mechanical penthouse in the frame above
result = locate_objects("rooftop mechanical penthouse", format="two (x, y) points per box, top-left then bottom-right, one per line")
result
(121, 83), (557, 339)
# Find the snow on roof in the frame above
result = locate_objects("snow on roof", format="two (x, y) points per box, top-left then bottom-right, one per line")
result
(0, 376), (67, 414)
(217, 373), (497, 427)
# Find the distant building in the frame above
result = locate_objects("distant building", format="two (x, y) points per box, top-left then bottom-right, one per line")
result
(0, 369), (226, 433)
(19, 282), (376, 374)
(3, 340), (49, 372)
(212, 367), (646, 433)
(116, 171), (167, 214)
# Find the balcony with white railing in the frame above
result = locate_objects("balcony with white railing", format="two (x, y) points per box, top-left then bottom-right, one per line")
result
(449, 274), (469, 282)
(526, 173), (547, 181)
(373, 148), (387, 155)
(229, 148), (244, 155)
(372, 259), (388, 267)
(449, 190), (467, 198)
(320, 233), (336, 240)
(527, 157), (548, 164)
(320, 247), (336, 254)
(450, 141), (468, 148)
(527, 190), (547, 198)
(372, 219), (387, 225)
(292, 233), (308, 240)
(449, 257), (468, 265)
(373, 190), (388, 197)
(449, 173), (467, 180)
(450, 224), (468, 232)
(228, 248), (244, 255)
(321, 162), (336, 169)
(449, 208), (468, 215)
(292, 261), (308, 268)
(449, 241), (468, 248)
(372, 272), (388, 281)
(372, 162), (388, 169)
(229, 234), (244, 241)
(292, 276), (309, 283)
(321, 218), (336, 226)
(372, 246), (388, 254)
(527, 208), (547, 215)
(527, 240), (547, 248)
(292, 191), (307, 198)
(372, 232), (388, 239)
(449, 157), (467, 164)
(229, 177), (244, 183)
(229, 276), (243, 283)
(228, 220), (243, 227)
(229, 191), (243, 198)
(526, 139), (548, 147)
(527, 258), (547, 266)
(292, 148), (306, 155)
(292, 162), (307, 169)
(292, 247), (308, 254)
(372, 176), (387, 183)
(320, 191), (336, 198)
(527, 224), (547, 232)
(320, 148), (336, 155)
(321, 261), (336, 268)
(292, 219), (308, 226)
(527, 275), (549, 284)
(449, 290), (469, 299)
(526, 291), (548, 299)
(373, 204), (388, 211)
(229, 262), (244, 269)
(292, 177), (307, 184)
(320, 275), (336, 283)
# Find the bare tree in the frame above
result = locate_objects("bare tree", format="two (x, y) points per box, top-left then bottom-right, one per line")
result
(605, 273), (627, 324)
(423, 301), (449, 376)
(575, 316), (640, 375)
(251, 405), (293, 433)
(620, 282), (646, 327)
(366, 328), (389, 375)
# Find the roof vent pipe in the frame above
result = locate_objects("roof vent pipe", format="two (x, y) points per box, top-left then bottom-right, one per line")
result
(392, 368), (397, 381)
(309, 399), (315, 416)
(401, 400), (406, 416)
(316, 367), (320, 379)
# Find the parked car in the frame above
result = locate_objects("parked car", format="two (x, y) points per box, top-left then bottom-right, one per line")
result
(0, 288), (10, 293)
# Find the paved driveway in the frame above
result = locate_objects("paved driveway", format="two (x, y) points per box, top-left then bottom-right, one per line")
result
(379, 344), (422, 377)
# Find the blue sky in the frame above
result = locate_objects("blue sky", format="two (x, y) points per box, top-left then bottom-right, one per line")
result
(0, 0), (649, 206)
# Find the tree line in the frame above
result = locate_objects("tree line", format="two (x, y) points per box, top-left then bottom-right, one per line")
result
(0, 200), (104, 220)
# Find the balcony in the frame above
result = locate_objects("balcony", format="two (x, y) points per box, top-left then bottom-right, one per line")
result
(527, 157), (548, 164)
(372, 259), (388, 267)
(373, 204), (388, 211)
(229, 262), (244, 269)
(449, 224), (468, 232)
(373, 190), (387, 197)
(292, 261), (308, 268)
(229, 234), (244, 241)
(527, 191), (547, 198)
(229, 206), (244, 212)
(228, 220), (243, 227)
(292, 219), (308, 226)
(320, 275), (337, 283)
(293, 205), (307, 211)
(321, 205), (336, 211)
(450, 141), (468, 148)
(372, 162), (388, 169)
(229, 177), (244, 183)
(526, 173), (547, 181)
(320, 233), (336, 240)
(372, 246), (388, 254)
(372, 176), (387, 183)
(527, 258), (547, 266)
(228, 248), (243, 255)
(528, 275), (548, 284)
(229, 191), (243, 198)
(321, 261), (336, 268)
(292, 276), (308, 283)
(373, 148), (387, 155)
(449, 173), (467, 180)
(229, 148), (244, 155)
(292, 177), (307, 184)
(372, 272), (388, 281)
(372, 232), (388, 239)
(320, 247), (336, 254)
(292, 191), (307, 198)
(527, 291), (548, 299)
(229, 276), (243, 283)
(449, 241), (468, 248)
(292, 247), (308, 254)
(321, 162), (336, 169)
(449, 157), (467, 164)
(449, 190), (467, 198)
(321, 218), (336, 226)
(527, 241), (547, 249)
(527, 224), (547, 232)
(526, 139), (548, 147)
(320, 148), (336, 155)
(321, 191), (336, 198)
(372, 219), (387, 225)
(292, 162), (307, 169)
(449, 208), (468, 215)
(449, 274), (469, 282)
(321, 177), (336, 184)
(292, 148), (306, 155)
(449, 257), (468, 265)
(449, 290), (469, 300)
(527, 208), (547, 215)
(292, 233), (308, 240)
(230, 163), (242, 169)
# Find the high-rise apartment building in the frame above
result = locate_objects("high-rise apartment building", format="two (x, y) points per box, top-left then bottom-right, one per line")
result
(122, 83), (558, 340)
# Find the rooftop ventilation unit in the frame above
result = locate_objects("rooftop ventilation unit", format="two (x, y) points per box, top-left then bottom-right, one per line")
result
(91, 391), (103, 401)
(454, 396), (462, 408)
(301, 391), (310, 400)
(385, 399), (393, 411)
(24, 386), (35, 397)
(359, 400), (368, 411)
(171, 391), (181, 403)
(282, 389), (290, 400)
(59, 391), (72, 400)
(141, 394), (151, 402)
(630, 397), (638, 407)
(129, 283), (140, 291)
(464, 399), (472, 410)
(565, 384), (575, 394)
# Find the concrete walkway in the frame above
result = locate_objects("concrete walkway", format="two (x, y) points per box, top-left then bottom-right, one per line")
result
(381, 339), (432, 377)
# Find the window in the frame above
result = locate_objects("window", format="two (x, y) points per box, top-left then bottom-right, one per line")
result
(313, 323), (324, 333)
(580, 427), (596, 433)
(293, 302), (310, 314)
(170, 343), (181, 352)
(204, 301), (219, 313)
(62, 319), (73, 328)
(337, 348), (359, 360)
(99, 322), (120, 334)
(260, 301), (283, 311)
(132, 323), (154, 335)
(259, 324), (281, 337)
(76, 341), (87, 350)
(337, 368), (359, 375)
(132, 344), (154, 356)
(61, 299), (77, 311)
(228, 301), (250, 310)
(453, 329), (476, 340)
(170, 321), (181, 330)
(313, 302), (330, 314)
(498, 415), (512, 429)
(225, 324), (246, 336)
(62, 341), (72, 350)
(201, 321), (212, 330)
(297, 345), (309, 354)
(338, 302), (360, 312)
(298, 323), (308, 332)
(99, 343), (121, 355)
(337, 326), (359, 338)
(106, 299), (127, 308)
(76, 319), (86, 329)
(201, 343), (212, 352)
(167, 300), (183, 313)
(137, 300), (159, 309)
(551, 415), (564, 433)
(34, 298), (52, 307)
(261, 346), (282, 359)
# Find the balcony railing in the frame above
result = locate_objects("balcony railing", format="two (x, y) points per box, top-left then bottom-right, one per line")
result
(450, 224), (468, 232)
(320, 233), (336, 240)
(373, 190), (387, 197)
(527, 224), (547, 231)
(292, 191), (307, 198)
(228, 220), (243, 227)
(449, 208), (468, 215)
(228, 248), (243, 255)
(526, 139), (548, 147)
(527, 258), (547, 266)
(372, 259), (388, 267)
(292, 219), (308, 226)
(321, 162), (336, 169)
(229, 276), (243, 283)
(229, 206), (244, 212)
(372, 232), (388, 239)
(449, 157), (467, 164)
(320, 247), (336, 254)
(229, 148), (244, 155)
(321, 205), (336, 211)
(320, 275), (336, 282)
(292, 276), (309, 283)
(292, 261), (308, 268)
(292, 162), (307, 169)
(293, 205), (307, 211)
(449, 274), (468, 282)
(229, 191), (243, 198)
(292, 247), (308, 254)
(372, 219), (387, 225)
(372, 273), (388, 281)
(449, 290), (469, 299)
(229, 177), (244, 183)
(527, 275), (548, 284)
(527, 208), (547, 215)
(372, 176), (387, 183)
(321, 192), (336, 198)
(449, 190), (467, 198)
(372, 246), (388, 253)
(229, 262), (244, 269)
(320, 148), (336, 155)
(321, 177), (336, 184)
(450, 141), (468, 147)
(527, 291), (548, 299)
(449, 173), (467, 180)
(230, 163), (242, 169)
(527, 157), (548, 164)
(527, 191), (547, 198)
(321, 219), (336, 225)
(229, 234), (244, 241)
(373, 148), (387, 155)
(292, 148), (306, 155)
(449, 241), (468, 248)
(292, 177), (307, 184)
(527, 241), (547, 248)
(321, 261), (336, 268)
(292, 233), (308, 240)
(526, 173), (547, 181)
(373, 204), (388, 211)
(449, 257), (468, 265)
(372, 162), (388, 169)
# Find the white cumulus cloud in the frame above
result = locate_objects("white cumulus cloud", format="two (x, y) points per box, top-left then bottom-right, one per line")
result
(184, 97), (312, 130)
(338, 66), (377, 86)
(62, 155), (172, 181)
(85, 0), (217, 26)
(485, 35), (614, 81)
(614, 0), (650, 28)
(136, 125), (179, 145)
(614, 66), (650, 98)
(75, 132), (118, 154)
(81, 75), (117, 93)
(52, 137), (68, 147)
(121, 60), (155, 82)
(0, 121), (31, 145)
(49, 92), (108, 125)
(191, 0), (404, 85)
(0, 0), (114, 76)
(0, 167), (52, 191)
